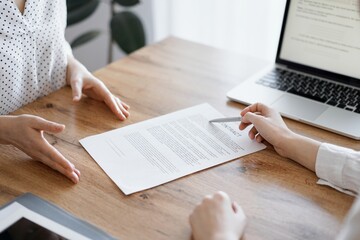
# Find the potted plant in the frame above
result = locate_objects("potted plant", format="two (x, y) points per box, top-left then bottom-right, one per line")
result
(66, 0), (146, 63)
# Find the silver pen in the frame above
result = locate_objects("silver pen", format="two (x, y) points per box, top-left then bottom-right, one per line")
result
(209, 116), (242, 123)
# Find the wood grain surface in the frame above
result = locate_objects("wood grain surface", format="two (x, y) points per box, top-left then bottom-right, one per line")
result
(0, 37), (357, 240)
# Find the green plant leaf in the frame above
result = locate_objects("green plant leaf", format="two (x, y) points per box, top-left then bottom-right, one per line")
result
(67, 0), (100, 26)
(113, 0), (140, 7)
(66, 0), (89, 11)
(111, 11), (146, 54)
(70, 30), (101, 49)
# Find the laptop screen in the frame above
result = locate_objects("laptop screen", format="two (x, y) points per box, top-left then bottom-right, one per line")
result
(278, 0), (360, 80)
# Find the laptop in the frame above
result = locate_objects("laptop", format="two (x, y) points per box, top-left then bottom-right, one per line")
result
(227, 0), (360, 140)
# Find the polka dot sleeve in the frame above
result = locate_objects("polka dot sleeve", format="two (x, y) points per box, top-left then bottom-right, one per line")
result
(0, 0), (69, 115)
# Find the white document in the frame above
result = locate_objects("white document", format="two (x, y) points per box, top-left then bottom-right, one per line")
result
(80, 103), (266, 195)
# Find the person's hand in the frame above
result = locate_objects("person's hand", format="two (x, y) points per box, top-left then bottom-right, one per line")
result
(66, 56), (130, 121)
(239, 103), (320, 171)
(0, 115), (80, 183)
(189, 191), (246, 240)
(239, 103), (295, 158)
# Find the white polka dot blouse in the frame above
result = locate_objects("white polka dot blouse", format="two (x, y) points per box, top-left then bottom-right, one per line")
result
(0, 0), (72, 115)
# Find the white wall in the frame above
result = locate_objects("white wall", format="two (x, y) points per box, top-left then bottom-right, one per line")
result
(66, 0), (287, 71)
(152, 0), (287, 61)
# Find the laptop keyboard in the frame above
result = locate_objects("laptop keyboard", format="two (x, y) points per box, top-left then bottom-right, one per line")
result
(256, 68), (360, 114)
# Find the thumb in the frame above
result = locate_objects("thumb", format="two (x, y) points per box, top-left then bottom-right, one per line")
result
(32, 117), (65, 133)
(71, 77), (83, 102)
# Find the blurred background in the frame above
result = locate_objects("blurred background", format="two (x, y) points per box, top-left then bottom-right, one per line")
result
(65, 0), (286, 71)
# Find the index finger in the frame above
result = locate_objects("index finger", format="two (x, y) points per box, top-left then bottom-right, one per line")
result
(241, 102), (269, 117)
(38, 138), (75, 172)
(104, 94), (126, 120)
(213, 191), (231, 202)
(31, 139), (79, 183)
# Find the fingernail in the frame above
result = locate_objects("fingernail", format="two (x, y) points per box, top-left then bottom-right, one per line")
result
(120, 114), (126, 120)
(54, 123), (65, 128)
(75, 169), (81, 178)
(71, 172), (79, 184)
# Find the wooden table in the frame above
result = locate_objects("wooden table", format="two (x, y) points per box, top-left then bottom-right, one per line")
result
(0, 37), (357, 240)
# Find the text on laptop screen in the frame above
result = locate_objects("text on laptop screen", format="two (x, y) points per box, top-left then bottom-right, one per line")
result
(280, 0), (360, 80)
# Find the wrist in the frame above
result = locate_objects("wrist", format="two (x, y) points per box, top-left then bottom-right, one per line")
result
(66, 56), (89, 84)
(275, 130), (299, 159)
(67, 54), (76, 65)
(281, 132), (321, 172)
(66, 56), (81, 85)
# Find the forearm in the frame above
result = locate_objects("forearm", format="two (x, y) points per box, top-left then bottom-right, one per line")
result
(0, 115), (16, 144)
(282, 133), (321, 172)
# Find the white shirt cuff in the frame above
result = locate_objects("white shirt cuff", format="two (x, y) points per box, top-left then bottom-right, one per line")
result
(316, 179), (357, 197)
(315, 143), (358, 196)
